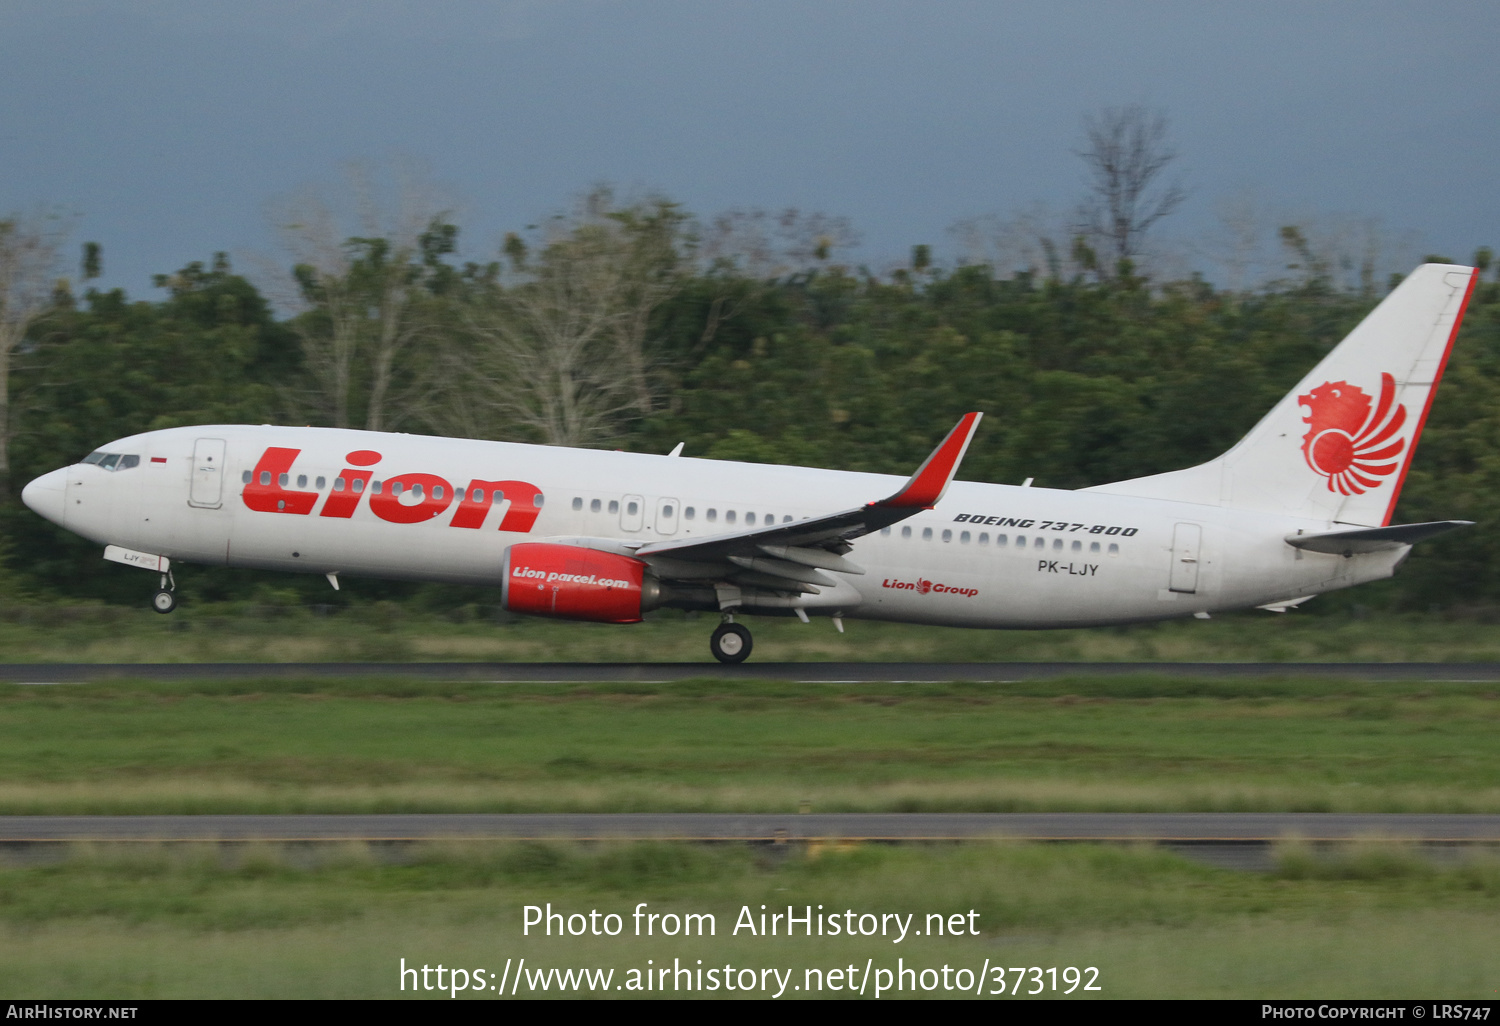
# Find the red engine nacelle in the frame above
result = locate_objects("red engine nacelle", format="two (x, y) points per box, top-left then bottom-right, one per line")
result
(502, 543), (655, 623)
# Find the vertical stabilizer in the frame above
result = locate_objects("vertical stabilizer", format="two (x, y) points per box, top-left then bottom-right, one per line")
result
(1087, 264), (1479, 525)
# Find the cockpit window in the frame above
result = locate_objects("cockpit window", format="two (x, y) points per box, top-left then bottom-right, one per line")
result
(81, 452), (140, 471)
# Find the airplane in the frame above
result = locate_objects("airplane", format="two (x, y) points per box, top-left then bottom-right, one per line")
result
(19, 263), (1480, 663)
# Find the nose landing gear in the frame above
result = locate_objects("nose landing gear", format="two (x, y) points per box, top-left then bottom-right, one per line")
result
(152, 572), (176, 614)
(709, 620), (752, 664)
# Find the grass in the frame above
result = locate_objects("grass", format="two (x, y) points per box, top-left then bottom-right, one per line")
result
(1, 840), (1498, 998)
(0, 675), (1498, 814)
(2, 666), (1498, 998)
(3, 602), (1500, 663)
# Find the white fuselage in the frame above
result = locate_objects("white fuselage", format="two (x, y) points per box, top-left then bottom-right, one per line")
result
(25, 424), (1402, 627)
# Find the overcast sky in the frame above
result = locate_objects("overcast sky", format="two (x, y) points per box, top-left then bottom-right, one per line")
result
(2, 0), (1497, 298)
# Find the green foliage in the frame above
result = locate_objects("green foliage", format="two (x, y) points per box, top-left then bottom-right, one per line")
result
(4, 209), (1496, 611)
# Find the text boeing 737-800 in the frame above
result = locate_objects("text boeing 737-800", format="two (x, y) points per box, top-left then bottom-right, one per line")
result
(20, 264), (1481, 662)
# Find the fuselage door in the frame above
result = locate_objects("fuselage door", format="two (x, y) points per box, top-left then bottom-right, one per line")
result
(1169, 522), (1201, 594)
(189, 438), (226, 509)
(656, 497), (679, 536)
(620, 494), (645, 532)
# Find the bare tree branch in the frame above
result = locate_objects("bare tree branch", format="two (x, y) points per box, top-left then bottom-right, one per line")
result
(267, 160), (454, 429)
(1074, 105), (1187, 274)
(0, 212), (67, 494)
(463, 224), (636, 447)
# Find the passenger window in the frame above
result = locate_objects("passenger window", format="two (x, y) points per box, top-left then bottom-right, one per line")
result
(685, 507), (695, 520)
(706, 508), (717, 522)
(1071, 540), (1081, 552)
(1108, 543), (1119, 556)
(334, 478), (346, 492)
(1015, 535), (1025, 547)
(411, 483), (424, 499)
(242, 471), (251, 484)
(626, 500), (638, 516)
(609, 500), (619, 514)
(433, 485), (443, 500)
(534, 494), (544, 508)
(1035, 537), (1046, 549)
(1053, 538), (1063, 550)
(783, 515), (792, 523)
(662, 505), (674, 518)
(726, 511), (737, 524)
(979, 532), (989, 545)
(371, 481), (382, 494)
(391, 482), (404, 496)
(960, 531), (970, 544)
(901, 526), (911, 539)
(941, 529), (952, 542)
(746, 513), (756, 526)
(353, 479), (364, 493)
(572, 497), (582, 511)
(316, 476), (326, 489)
(922, 527), (933, 541)
(1090, 541), (1100, 552)
(880, 527), (891, 536)
(260, 471), (271, 486)
(591, 499), (602, 513)
(278, 473), (289, 486)
(996, 534), (1006, 546)
(297, 475), (308, 488)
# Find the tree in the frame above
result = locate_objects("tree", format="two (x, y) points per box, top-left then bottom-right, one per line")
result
(0, 212), (67, 496)
(1074, 105), (1187, 275)
(457, 189), (688, 446)
(463, 203), (639, 446)
(593, 189), (689, 416)
(270, 162), (455, 430)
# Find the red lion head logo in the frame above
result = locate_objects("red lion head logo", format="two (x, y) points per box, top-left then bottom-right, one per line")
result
(917, 579), (932, 595)
(1298, 373), (1407, 496)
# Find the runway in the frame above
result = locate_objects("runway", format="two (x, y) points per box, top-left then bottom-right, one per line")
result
(3, 813), (1499, 843)
(3, 661), (1500, 682)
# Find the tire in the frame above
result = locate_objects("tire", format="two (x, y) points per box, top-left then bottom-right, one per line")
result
(709, 622), (752, 664)
(151, 589), (177, 614)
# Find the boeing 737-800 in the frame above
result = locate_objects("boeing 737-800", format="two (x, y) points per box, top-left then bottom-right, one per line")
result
(20, 264), (1480, 662)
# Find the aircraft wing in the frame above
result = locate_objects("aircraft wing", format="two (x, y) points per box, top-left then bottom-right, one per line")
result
(635, 412), (982, 593)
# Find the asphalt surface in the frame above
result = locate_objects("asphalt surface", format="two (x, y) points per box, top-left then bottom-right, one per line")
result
(2, 813), (1498, 842)
(3, 661), (1500, 682)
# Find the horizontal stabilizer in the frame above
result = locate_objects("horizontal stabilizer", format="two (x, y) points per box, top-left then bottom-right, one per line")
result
(1286, 520), (1473, 555)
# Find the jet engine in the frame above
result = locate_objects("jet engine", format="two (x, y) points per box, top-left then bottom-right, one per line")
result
(502, 543), (662, 623)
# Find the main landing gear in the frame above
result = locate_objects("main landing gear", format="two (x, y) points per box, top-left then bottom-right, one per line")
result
(152, 572), (176, 614)
(709, 619), (752, 664)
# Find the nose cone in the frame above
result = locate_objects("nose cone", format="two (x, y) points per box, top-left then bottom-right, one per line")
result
(22, 468), (68, 526)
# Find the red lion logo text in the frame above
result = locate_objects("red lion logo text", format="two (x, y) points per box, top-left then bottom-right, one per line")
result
(1298, 373), (1407, 495)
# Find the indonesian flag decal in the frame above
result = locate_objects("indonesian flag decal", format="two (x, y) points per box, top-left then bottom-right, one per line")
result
(1298, 373), (1407, 496)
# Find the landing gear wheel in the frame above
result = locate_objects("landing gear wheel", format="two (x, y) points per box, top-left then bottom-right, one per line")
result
(710, 622), (752, 664)
(151, 589), (176, 614)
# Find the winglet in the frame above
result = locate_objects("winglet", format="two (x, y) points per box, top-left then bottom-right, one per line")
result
(871, 412), (983, 509)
